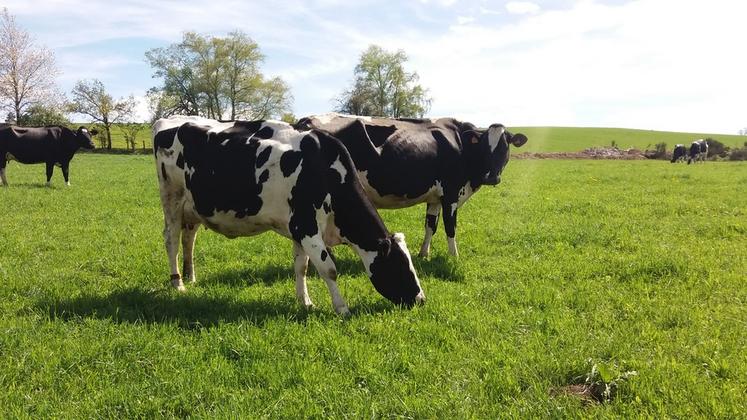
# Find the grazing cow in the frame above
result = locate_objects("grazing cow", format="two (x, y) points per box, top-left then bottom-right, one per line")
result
(0, 125), (97, 186)
(688, 139), (708, 164)
(153, 116), (425, 315)
(295, 113), (528, 258)
(671, 144), (687, 163)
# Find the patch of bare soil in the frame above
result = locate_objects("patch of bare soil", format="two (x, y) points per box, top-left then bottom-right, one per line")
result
(515, 147), (647, 160)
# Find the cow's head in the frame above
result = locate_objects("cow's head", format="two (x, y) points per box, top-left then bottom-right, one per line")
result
(76, 126), (97, 149)
(369, 233), (425, 307)
(466, 124), (527, 186)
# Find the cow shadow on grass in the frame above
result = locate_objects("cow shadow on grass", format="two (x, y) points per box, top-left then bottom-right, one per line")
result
(36, 284), (397, 329)
(414, 254), (466, 282)
(201, 254), (368, 288)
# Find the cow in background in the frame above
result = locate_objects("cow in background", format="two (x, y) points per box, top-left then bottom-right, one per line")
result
(0, 125), (96, 186)
(671, 144), (687, 163)
(688, 139), (708, 164)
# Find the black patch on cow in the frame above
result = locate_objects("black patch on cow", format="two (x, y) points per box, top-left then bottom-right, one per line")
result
(258, 169), (269, 183)
(426, 214), (438, 232)
(161, 162), (168, 181)
(176, 122), (270, 219)
(321, 249), (328, 261)
(176, 152), (185, 169)
(255, 146), (271, 168)
(280, 149), (303, 177)
(154, 126), (179, 156)
(256, 126), (275, 139)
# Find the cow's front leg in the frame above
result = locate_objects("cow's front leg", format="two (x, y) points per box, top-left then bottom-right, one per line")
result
(293, 242), (314, 309)
(61, 161), (71, 186)
(181, 223), (200, 284)
(45, 162), (54, 187)
(418, 202), (441, 258)
(441, 200), (459, 257)
(300, 235), (348, 315)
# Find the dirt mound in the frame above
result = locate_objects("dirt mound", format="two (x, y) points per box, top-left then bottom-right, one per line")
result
(515, 147), (647, 160)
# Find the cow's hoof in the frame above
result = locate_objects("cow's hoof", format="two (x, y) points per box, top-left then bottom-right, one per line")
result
(65, 182), (71, 186)
(335, 305), (351, 317)
(417, 251), (430, 259)
(45, 182), (52, 187)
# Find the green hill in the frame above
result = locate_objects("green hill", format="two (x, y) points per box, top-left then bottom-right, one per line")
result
(509, 127), (746, 153)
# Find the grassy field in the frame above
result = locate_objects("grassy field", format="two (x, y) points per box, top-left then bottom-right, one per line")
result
(1, 155), (745, 417)
(511, 126), (746, 153)
(92, 123), (747, 153)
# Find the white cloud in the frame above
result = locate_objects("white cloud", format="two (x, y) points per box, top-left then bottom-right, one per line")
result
(505, 1), (540, 15)
(457, 16), (475, 25)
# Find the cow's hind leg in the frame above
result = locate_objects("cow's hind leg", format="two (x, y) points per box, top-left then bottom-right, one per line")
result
(300, 235), (348, 315)
(45, 162), (54, 187)
(293, 242), (314, 309)
(418, 202), (441, 258)
(441, 199), (459, 257)
(181, 222), (200, 284)
(161, 199), (185, 290)
(0, 160), (7, 186)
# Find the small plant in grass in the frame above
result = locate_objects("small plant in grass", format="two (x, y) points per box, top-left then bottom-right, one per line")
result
(553, 360), (638, 404)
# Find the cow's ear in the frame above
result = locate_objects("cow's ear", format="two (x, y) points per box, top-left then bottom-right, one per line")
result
(462, 130), (481, 145)
(378, 237), (392, 258)
(509, 133), (528, 147)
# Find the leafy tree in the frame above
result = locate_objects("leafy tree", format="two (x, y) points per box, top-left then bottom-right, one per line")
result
(145, 31), (292, 120)
(68, 79), (137, 149)
(119, 122), (145, 151)
(0, 8), (61, 122)
(17, 103), (69, 126)
(336, 45), (431, 118)
(280, 112), (297, 124)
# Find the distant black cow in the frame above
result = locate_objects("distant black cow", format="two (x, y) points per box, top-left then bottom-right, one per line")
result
(296, 113), (528, 258)
(671, 144), (687, 163)
(153, 116), (424, 314)
(688, 139), (708, 164)
(0, 125), (96, 186)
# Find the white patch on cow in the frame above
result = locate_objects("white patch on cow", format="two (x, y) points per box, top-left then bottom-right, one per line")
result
(488, 125), (506, 152)
(221, 139), (230, 146)
(457, 183), (476, 207)
(392, 233), (424, 300)
(330, 156), (347, 181)
(359, 171), (444, 208)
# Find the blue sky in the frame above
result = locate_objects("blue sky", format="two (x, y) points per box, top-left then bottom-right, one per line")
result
(4, 0), (746, 133)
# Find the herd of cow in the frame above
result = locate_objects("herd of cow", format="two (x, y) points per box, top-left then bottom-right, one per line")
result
(0, 115), (709, 314)
(670, 139), (709, 164)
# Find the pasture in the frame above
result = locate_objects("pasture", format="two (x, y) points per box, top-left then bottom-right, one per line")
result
(0, 154), (745, 417)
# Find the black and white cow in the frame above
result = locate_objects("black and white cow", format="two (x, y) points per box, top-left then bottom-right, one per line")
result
(688, 139), (708, 164)
(153, 116), (425, 315)
(0, 125), (97, 186)
(671, 144), (687, 163)
(295, 113), (528, 258)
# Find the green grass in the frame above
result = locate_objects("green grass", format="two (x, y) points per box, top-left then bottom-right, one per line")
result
(510, 126), (746, 152)
(1, 155), (745, 417)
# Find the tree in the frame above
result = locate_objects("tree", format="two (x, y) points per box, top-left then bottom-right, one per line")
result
(336, 45), (431, 118)
(145, 31), (292, 120)
(0, 8), (62, 123)
(119, 122), (145, 151)
(68, 79), (137, 149)
(17, 103), (70, 126)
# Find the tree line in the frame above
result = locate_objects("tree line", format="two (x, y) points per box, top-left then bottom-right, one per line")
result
(0, 8), (432, 151)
